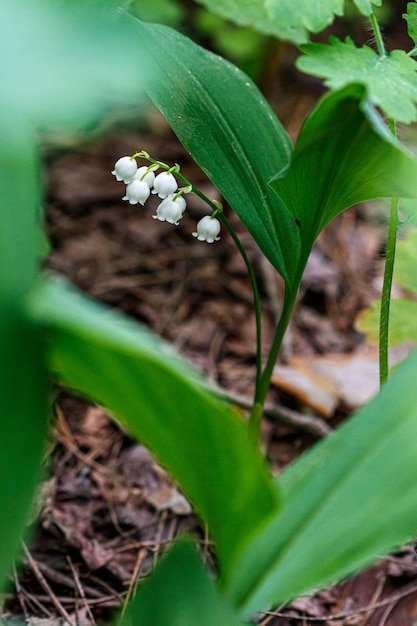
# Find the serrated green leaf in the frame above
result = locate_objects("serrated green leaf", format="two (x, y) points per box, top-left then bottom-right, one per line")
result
(224, 349), (417, 616)
(404, 2), (417, 45)
(134, 18), (298, 285)
(354, 0), (382, 14)
(297, 37), (417, 124)
(118, 540), (245, 626)
(193, 0), (380, 45)
(270, 85), (417, 288)
(356, 298), (417, 345)
(27, 278), (279, 572)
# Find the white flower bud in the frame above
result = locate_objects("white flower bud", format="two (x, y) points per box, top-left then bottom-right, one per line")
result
(112, 156), (137, 183)
(192, 215), (221, 243)
(152, 171), (178, 198)
(133, 166), (156, 188)
(152, 198), (184, 225)
(122, 179), (151, 205)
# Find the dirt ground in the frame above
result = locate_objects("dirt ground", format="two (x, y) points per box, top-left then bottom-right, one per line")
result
(3, 11), (417, 625)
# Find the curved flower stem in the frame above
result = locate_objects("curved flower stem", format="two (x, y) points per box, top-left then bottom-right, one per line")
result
(134, 153), (264, 395)
(180, 185), (263, 391)
(219, 213), (263, 390)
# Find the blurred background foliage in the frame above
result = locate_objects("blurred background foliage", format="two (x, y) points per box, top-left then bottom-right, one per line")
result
(126, 0), (408, 85)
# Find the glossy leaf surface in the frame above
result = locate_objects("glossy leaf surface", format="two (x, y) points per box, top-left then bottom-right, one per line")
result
(224, 349), (417, 616)
(134, 18), (298, 285)
(27, 278), (279, 570)
(118, 540), (244, 626)
(270, 85), (417, 287)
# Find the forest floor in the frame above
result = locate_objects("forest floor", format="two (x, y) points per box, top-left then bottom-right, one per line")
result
(3, 27), (417, 626)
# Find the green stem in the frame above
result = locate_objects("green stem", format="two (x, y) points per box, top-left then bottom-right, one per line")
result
(248, 288), (296, 442)
(219, 214), (263, 390)
(135, 153), (264, 394)
(379, 194), (399, 385)
(369, 11), (386, 57)
(368, 13), (398, 386)
(183, 183), (264, 390)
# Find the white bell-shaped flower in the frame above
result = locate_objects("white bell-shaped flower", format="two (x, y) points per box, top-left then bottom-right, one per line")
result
(152, 198), (184, 225)
(112, 156), (138, 183)
(160, 194), (187, 215)
(132, 166), (156, 188)
(152, 171), (178, 198)
(122, 179), (151, 205)
(192, 215), (221, 243)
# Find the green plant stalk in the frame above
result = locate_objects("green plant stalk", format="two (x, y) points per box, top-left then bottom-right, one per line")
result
(368, 12), (398, 385)
(218, 213), (263, 390)
(248, 287), (297, 442)
(134, 153), (264, 393)
(379, 195), (399, 385)
(369, 11), (387, 57)
(173, 170), (263, 391)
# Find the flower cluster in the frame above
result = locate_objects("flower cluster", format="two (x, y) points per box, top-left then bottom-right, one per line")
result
(112, 155), (221, 242)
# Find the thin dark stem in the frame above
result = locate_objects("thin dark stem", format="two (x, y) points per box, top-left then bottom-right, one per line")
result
(135, 153), (264, 395)
(219, 214), (263, 389)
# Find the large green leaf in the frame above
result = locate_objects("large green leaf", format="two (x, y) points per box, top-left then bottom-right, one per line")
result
(133, 18), (298, 285)
(0, 133), (49, 588)
(134, 20), (417, 295)
(0, 0), (148, 128)
(223, 348), (417, 617)
(297, 37), (417, 124)
(118, 540), (245, 626)
(193, 0), (381, 45)
(27, 278), (279, 571)
(270, 85), (417, 287)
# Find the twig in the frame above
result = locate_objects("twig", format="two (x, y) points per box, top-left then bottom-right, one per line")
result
(18, 586), (51, 617)
(357, 573), (386, 626)
(152, 510), (168, 568)
(35, 558), (103, 599)
(13, 564), (29, 620)
(215, 387), (332, 437)
(121, 548), (147, 618)
(2, 592), (121, 609)
(22, 542), (76, 626)
(67, 555), (96, 624)
(260, 579), (417, 622)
